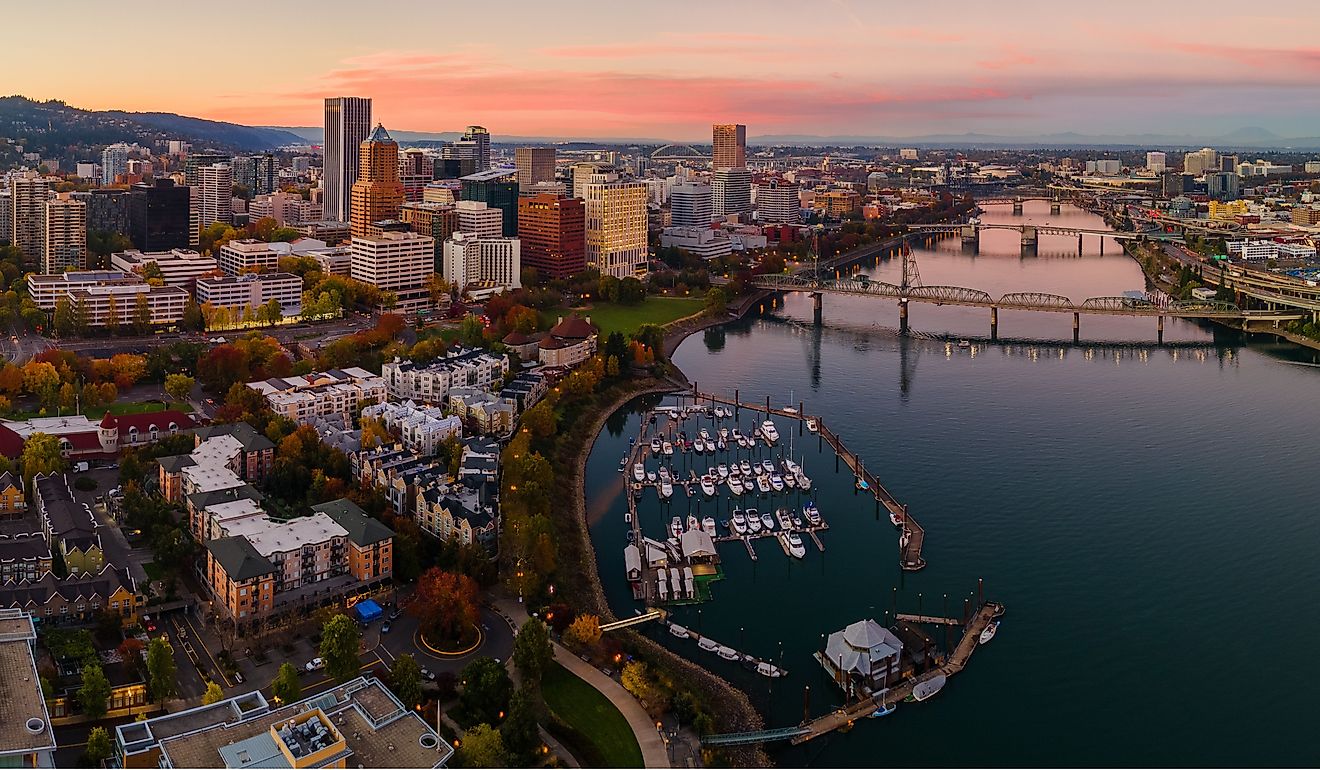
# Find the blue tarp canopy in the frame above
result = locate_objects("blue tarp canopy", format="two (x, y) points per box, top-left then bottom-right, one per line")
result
(354, 599), (383, 623)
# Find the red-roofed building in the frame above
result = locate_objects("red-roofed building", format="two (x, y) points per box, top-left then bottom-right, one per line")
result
(539, 314), (598, 368)
(0, 410), (196, 461)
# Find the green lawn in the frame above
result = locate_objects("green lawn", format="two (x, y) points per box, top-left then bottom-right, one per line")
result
(541, 661), (643, 768)
(9, 400), (192, 421)
(544, 297), (705, 338)
(142, 562), (165, 583)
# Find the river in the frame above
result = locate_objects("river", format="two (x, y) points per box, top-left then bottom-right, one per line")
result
(585, 201), (1320, 766)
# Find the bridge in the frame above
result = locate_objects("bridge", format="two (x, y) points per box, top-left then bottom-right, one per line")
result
(698, 726), (811, 747)
(905, 221), (1181, 254)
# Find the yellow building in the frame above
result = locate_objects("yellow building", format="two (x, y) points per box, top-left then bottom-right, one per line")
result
(1208, 200), (1248, 220)
(583, 173), (649, 278)
(0, 472), (25, 517)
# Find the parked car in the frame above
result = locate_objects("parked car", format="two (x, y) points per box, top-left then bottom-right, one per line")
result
(420, 667), (436, 681)
(381, 621), (391, 634)
(388, 609), (402, 621)
(305, 657), (324, 672)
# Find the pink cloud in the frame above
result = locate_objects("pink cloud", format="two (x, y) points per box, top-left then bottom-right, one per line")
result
(1169, 40), (1320, 71)
(977, 45), (1038, 70)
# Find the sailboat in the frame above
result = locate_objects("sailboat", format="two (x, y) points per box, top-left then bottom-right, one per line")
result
(979, 621), (999, 644)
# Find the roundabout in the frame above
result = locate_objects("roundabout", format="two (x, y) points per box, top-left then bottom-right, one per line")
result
(415, 623), (484, 658)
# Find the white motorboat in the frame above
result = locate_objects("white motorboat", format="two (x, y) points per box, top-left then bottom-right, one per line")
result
(702, 517), (717, 537)
(775, 507), (793, 530)
(697, 637), (719, 653)
(658, 466), (670, 482)
(760, 511), (776, 531)
(730, 428), (743, 443)
(806, 418), (818, 433)
(890, 510), (904, 528)
(739, 460), (753, 476)
(958, 339), (971, 349)
(647, 471), (657, 483)
(693, 437), (706, 453)
(650, 438), (662, 454)
(717, 646), (740, 661)
(700, 475), (717, 497)
(755, 475), (771, 494)
(803, 502), (821, 525)
(727, 476), (745, 495)
(719, 427), (729, 441)
(618, 456), (628, 472)
(912, 674), (947, 702)
(716, 464), (729, 479)
(716, 439), (727, 452)
(760, 459), (775, 474)
(670, 517), (682, 539)
(699, 428), (711, 442)
(633, 463), (645, 482)
(795, 470), (812, 491)
(783, 458), (801, 475)
(730, 509), (747, 535)
(979, 621), (999, 644)
(686, 515), (700, 532)
(746, 509), (762, 533)
(660, 481), (673, 499)
(791, 513), (804, 528)
(785, 531), (806, 558)
(783, 472), (797, 489)
(669, 623), (689, 639)
(662, 441), (674, 456)
(761, 420), (780, 443)
(770, 473), (785, 492)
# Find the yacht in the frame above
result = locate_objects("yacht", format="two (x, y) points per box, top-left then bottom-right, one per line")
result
(670, 517), (682, 540)
(658, 466), (670, 482)
(759, 511), (776, 532)
(633, 463), (645, 482)
(755, 474), (771, 494)
(746, 509), (762, 533)
(803, 502), (821, 525)
(719, 427), (729, 441)
(958, 339), (971, 349)
(646, 470), (657, 483)
(702, 517), (717, 538)
(700, 475), (717, 497)
(716, 438), (727, 452)
(783, 459), (801, 475)
(775, 507), (793, 530)
(662, 441), (674, 456)
(730, 428), (743, 443)
(912, 675), (947, 702)
(785, 531), (807, 559)
(783, 472), (797, 489)
(796, 470), (812, 491)
(806, 418), (819, 433)
(650, 438), (662, 454)
(769, 473), (785, 492)
(687, 515), (700, 532)
(699, 428), (711, 442)
(716, 464), (729, 479)
(761, 420), (780, 444)
(730, 509), (747, 535)
(692, 437), (705, 453)
(727, 476), (745, 495)
(659, 480), (673, 499)
(760, 459), (775, 474)
(791, 512), (804, 528)
(740, 460), (753, 476)
(979, 621), (1000, 645)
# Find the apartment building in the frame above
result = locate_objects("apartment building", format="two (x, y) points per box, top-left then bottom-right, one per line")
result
(583, 172), (649, 277)
(349, 230), (433, 316)
(44, 193), (87, 273)
(247, 368), (387, 426)
(361, 400), (462, 456)
(196, 273), (302, 316)
(380, 348), (509, 403)
(442, 233), (521, 297)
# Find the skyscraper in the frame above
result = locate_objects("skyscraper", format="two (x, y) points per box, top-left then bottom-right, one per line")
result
(350, 230), (433, 315)
(101, 143), (130, 186)
(233, 154), (277, 196)
(712, 168), (752, 219)
(128, 179), (192, 251)
(460, 170), (520, 237)
(1183, 148), (1218, 176)
(515, 148), (556, 192)
(10, 172), (51, 266)
(1145, 152), (1167, 173)
(518, 193), (585, 280)
(712, 124), (746, 170)
(399, 148), (435, 202)
(197, 163), (234, 229)
(670, 183), (713, 228)
(183, 152), (231, 186)
(442, 232), (521, 293)
(463, 126), (491, 171)
(44, 193), (87, 273)
(350, 124), (405, 239)
(324, 96), (373, 223)
(583, 171), (648, 278)
(756, 179), (801, 224)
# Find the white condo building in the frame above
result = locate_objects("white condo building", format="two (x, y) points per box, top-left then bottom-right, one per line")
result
(44, 193), (87, 273)
(361, 400), (463, 456)
(247, 367), (386, 426)
(755, 179), (801, 224)
(381, 349), (510, 404)
(670, 182), (713, 228)
(101, 143), (130, 185)
(349, 231), (433, 315)
(196, 163), (233, 228)
(455, 200), (503, 238)
(442, 233), (521, 297)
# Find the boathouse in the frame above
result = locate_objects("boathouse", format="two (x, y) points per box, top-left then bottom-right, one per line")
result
(820, 619), (905, 694)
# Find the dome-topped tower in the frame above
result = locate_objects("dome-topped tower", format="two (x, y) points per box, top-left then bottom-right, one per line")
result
(98, 412), (119, 452)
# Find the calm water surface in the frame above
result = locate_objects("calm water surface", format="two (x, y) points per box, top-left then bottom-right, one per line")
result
(585, 203), (1320, 766)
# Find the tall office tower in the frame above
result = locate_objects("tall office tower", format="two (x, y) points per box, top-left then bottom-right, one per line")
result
(460, 170), (519, 237)
(463, 126), (491, 171)
(233, 154), (277, 196)
(439, 143), (479, 178)
(454, 200), (504, 238)
(10, 172), (52, 266)
(1219, 154), (1240, 173)
(572, 162), (612, 199)
(756, 179), (801, 224)
(86, 189), (129, 236)
(518, 193), (586, 280)
(1145, 152), (1167, 173)
(515, 147), (556, 192)
(1182, 148), (1219, 176)
(324, 96), (373, 223)
(349, 230), (433, 315)
(712, 124), (747, 170)
(350, 124), (405, 239)
(44, 193), (87, 272)
(712, 168), (753, 219)
(0, 190), (11, 244)
(399, 148), (435, 202)
(101, 143), (131, 185)
(442, 233), (522, 292)
(1206, 171), (1241, 201)
(183, 152), (231, 185)
(583, 172), (648, 278)
(669, 182), (713, 228)
(197, 163), (234, 229)
(128, 179), (192, 251)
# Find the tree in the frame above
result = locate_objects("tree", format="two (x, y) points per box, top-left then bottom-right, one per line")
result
(271, 662), (302, 704)
(705, 286), (728, 314)
(456, 723), (509, 768)
(459, 315), (485, 347)
(58, 381), (77, 412)
(182, 299), (205, 332)
(104, 293), (121, 335)
(146, 637), (177, 703)
(563, 614), (601, 651)
(133, 294), (152, 334)
(518, 402), (556, 440)
(459, 657), (513, 726)
(202, 681), (224, 705)
(85, 726), (113, 765)
(20, 432), (66, 489)
(500, 687), (541, 765)
(164, 374), (195, 403)
(53, 296), (75, 337)
(319, 614), (361, 682)
(409, 568), (480, 644)
(618, 276), (646, 304)
(621, 661), (664, 710)
(359, 416), (392, 450)
(388, 653), (423, 709)
(511, 618), (552, 691)
(78, 663), (111, 719)
(73, 297), (90, 337)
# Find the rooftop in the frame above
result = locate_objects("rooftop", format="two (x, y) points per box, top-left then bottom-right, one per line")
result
(0, 610), (55, 761)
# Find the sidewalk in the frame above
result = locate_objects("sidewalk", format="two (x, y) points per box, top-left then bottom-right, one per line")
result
(491, 595), (670, 768)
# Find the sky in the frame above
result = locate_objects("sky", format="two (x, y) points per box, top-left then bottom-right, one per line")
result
(8, 0), (1320, 141)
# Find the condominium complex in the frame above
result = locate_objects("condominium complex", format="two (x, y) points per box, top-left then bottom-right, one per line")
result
(248, 191), (322, 225)
(9, 172), (51, 266)
(196, 273), (302, 316)
(44, 192), (87, 273)
(246, 367), (387, 426)
(515, 147), (556, 191)
(232, 153), (276, 196)
(442, 233), (521, 296)
(670, 182), (713, 228)
(712, 123), (747, 170)
(196, 163), (234, 228)
(1146, 151), (1167, 172)
(111, 248), (219, 288)
(380, 348), (510, 404)
(517, 193), (586, 279)
(324, 96), (373, 223)
(361, 400), (462, 456)
(350, 124), (405, 239)
(583, 171), (649, 277)
(349, 231), (433, 315)
(101, 143), (130, 185)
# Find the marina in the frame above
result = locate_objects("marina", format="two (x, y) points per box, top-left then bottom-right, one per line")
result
(664, 620), (789, 679)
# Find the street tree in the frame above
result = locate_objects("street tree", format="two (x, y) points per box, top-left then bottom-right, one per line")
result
(388, 653), (423, 709)
(202, 681), (224, 705)
(271, 663), (302, 704)
(409, 568), (479, 644)
(146, 636), (177, 703)
(511, 618), (552, 692)
(459, 657), (513, 726)
(164, 373), (195, 403)
(133, 294), (152, 334)
(319, 614), (361, 682)
(78, 663), (111, 719)
(455, 724), (509, 768)
(500, 687), (541, 765)
(85, 727), (113, 765)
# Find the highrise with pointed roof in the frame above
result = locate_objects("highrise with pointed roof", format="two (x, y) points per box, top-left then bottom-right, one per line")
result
(350, 124), (405, 239)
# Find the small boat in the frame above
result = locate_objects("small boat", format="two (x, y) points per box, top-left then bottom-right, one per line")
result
(670, 517), (682, 539)
(716, 439), (727, 452)
(633, 463), (645, 482)
(806, 418), (818, 433)
(761, 420), (780, 443)
(684, 440), (694, 451)
(760, 511), (775, 531)
(911, 674), (947, 702)
(958, 339), (971, 349)
(783, 458), (801, 475)
(890, 510), (904, 527)
(719, 427), (729, 441)
(650, 438), (662, 454)
(698, 637), (719, 653)
(783, 472), (797, 489)
(717, 646), (740, 661)
(855, 477), (870, 491)
(755, 475), (771, 494)
(782, 406), (798, 415)
(746, 509), (762, 533)
(775, 508), (793, 530)
(770, 473), (785, 492)
(756, 661), (787, 678)
(699, 428), (711, 442)
(658, 466), (670, 482)
(662, 441), (674, 456)
(979, 621), (999, 645)
(760, 459), (775, 474)
(785, 531), (806, 558)
(625, 529), (635, 544)
(740, 460), (753, 476)
(647, 471), (657, 483)
(716, 464), (729, 479)
(727, 476), (745, 495)
(795, 471), (812, 491)
(700, 475), (717, 497)
(669, 623), (689, 639)
(686, 515), (699, 532)
(731, 509), (747, 535)
(702, 517), (717, 538)
(868, 703), (896, 719)
(659, 481), (673, 499)
(791, 513), (804, 528)
(617, 457), (628, 472)
(803, 502), (821, 525)
(730, 428), (743, 442)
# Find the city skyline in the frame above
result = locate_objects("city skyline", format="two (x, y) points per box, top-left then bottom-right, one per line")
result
(6, 1), (1320, 140)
